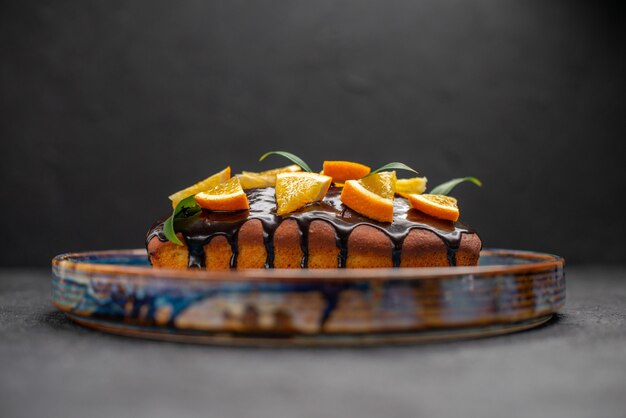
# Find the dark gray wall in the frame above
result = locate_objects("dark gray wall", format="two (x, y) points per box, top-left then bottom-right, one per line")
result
(1, 0), (624, 266)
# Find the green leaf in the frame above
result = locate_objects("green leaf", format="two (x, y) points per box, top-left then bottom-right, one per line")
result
(368, 162), (418, 177)
(259, 151), (313, 173)
(429, 177), (482, 196)
(163, 195), (200, 245)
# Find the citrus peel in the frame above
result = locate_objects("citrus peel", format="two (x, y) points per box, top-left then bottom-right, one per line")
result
(340, 171), (396, 222)
(194, 177), (249, 211)
(407, 194), (459, 222)
(275, 172), (332, 215)
(322, 161), (371, 183)
(168, 167), (231, 209)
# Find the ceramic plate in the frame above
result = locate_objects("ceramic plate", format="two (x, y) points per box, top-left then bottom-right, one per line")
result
(51, 249), (564, 346)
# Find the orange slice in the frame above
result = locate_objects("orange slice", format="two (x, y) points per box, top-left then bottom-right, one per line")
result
(237, 164), (302, 189)
(340, 171), (396, 222)
(236, 173), (275, 189)
(275, 172), (332, 215)
(194, 177), (249, 211)
(322, 161), (371, 183)
(407, 194), (459, 222)
(396, 177), (427, 195)
(168, 167), (231, 209)
(255, 164), (302, 177)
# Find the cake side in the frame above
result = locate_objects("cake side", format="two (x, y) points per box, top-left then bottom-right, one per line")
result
(147, 219), (481, 269)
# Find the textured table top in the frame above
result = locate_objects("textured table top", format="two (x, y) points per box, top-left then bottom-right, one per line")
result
(1, 266), (625, 418)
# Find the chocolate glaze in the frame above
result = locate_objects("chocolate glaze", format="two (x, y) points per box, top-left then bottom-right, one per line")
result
(146, 186), (477, 269)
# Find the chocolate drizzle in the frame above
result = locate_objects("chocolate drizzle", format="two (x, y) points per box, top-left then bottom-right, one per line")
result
(146, 187), (476, 269)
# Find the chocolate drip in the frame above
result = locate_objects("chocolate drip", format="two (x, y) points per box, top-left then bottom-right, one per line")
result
(446, 247), (458, 267)
(261, 223), (275, 269)
(295, 219), (310, 268)
(228, 235), (238, 268)
(186, 237), (205, 268)
(146, 187), (475, 269)
(145, 219), (166, 247)
(335, 233), (349, 268)
(391, 238), (405, 268)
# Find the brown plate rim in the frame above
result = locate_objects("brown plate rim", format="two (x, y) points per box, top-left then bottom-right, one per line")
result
(52, 248), (564, 283)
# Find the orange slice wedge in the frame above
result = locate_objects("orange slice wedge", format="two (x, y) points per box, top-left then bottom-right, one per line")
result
(340, 171), (396, 222)
(396, 177), (428, 195)
(168, 167), (231, 209)
(322, 161), (371, 183)
(275, 172), (332, 215)
(194, 177), (249, 211)
(237, 164), (302, 189)
(407, 194), (459, 222)
(255, 164), (302, 177)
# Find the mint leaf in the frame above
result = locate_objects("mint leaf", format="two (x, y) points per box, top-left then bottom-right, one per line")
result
(430, 177), (482, 196)
(163, 195), (200, 245)
(259, 151), (313, 173)
(368, 162), (418, 177)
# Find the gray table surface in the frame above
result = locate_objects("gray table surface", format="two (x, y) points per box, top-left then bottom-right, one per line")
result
(1, 266), (625, 418)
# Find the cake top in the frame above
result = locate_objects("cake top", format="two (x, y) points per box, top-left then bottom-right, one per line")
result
(158, 151), (482, 248)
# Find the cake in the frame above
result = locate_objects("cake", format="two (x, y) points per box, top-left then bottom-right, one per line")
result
(146, 155), (482, 270)
(146, 186), (481, 270)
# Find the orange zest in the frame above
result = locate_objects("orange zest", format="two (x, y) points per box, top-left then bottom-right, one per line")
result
(407, 194), (459, 222)
(275, 172), (332, 215)
(194, 177), (249, 211)
(340, 171), (396, 222)
(322, 161), (371, 184)
(168, 167), (231, 209)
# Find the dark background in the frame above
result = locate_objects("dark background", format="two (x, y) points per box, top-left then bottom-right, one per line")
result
(1, 0), (624, 267)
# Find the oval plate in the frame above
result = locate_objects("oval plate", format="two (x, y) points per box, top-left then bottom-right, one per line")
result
(51, 249), (564, 346)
